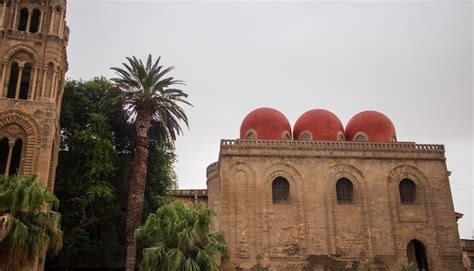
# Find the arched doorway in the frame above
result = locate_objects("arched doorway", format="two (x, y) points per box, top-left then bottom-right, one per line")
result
(407, 239), (429, 270)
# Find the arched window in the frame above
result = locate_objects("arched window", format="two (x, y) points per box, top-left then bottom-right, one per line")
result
(7, 62), (19, 98)
(0, 138), (8, 175)
(9, 139), (22, 175)
(399, 179), (416, 204)
(299, 132), (312, 141)
(19, 63), (31, 100)
(407, 240), (429, 270)
(245, 130), (256, 140)
(7, 62), (32, 100)
(336, 178), (353, 204)
(272, 177), (289, 203)
(29, 9), (41, 33)
(354, 132), (368, 142)
(18, 8), (28, 31)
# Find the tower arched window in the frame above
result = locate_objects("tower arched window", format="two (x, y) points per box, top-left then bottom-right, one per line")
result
(0, 138), (23, 176)
(29, 9), (41, 33)
(336, 178), (353, 204)
(7, 61), (32, 100)
(9, 139), (22, 175)
(399, 179), (416, 204)
(7, 62), (19, 98)
(272, 177), (289, 203)
(19, 63), (32, 100)
(0, 137), (8, 175)
(18, 8), (28, 31)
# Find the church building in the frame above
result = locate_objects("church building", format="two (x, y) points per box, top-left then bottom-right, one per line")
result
(0, 0), (68, 191)
(177, 107), (464, 270)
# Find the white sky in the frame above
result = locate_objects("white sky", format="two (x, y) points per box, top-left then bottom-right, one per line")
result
(66, 1), (473, 238)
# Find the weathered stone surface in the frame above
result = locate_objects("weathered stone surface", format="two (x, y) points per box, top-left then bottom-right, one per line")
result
(205, 139), (463, 271)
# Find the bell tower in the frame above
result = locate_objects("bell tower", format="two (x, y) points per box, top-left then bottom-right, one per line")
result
(0, 0), (68, 189)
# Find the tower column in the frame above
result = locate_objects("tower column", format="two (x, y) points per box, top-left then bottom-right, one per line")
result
(41, 68), (47, 98)
(49, 11), (55, 34)
(14, 66), (23, 99)
(0, 2), (7, 28)
(26, 8), (32, 32)
(29, 67), (38, 100)
(12, 6), (18, 29)
(0, 63), (6, 97)
(4, 141), (14, 176)
(58, 12), (64, 37)
(50, 72), (57, 99)
(38, 10), (43, 33)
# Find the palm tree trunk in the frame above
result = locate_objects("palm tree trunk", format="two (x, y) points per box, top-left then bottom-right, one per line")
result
(125, 110), (152, 271)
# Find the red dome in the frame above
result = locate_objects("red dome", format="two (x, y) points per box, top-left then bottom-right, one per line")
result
(345, 111), (396, 142)
(293, 109), (344, 141)
(240, 107), (292, 140)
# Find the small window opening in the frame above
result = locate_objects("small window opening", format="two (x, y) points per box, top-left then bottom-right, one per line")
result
(0, 138), (8, 175)
(336, 178), (353, 204)
(19, 63), (32, 100)
(299, 132), (312, 141)
(18, 8), (28, 31)
(354, 133), (367, 142)
(8, 139), (22, 175)
(272, 177), (289, 203)
(400, 179), (416, 204)
(29, 9), (41, 33)
(7, 62), (19, 98)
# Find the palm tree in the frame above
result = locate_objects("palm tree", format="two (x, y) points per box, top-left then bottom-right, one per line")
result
(110, 55), (191, 270)
(135, 201), (227, 271)
(0, 175), (63, 270)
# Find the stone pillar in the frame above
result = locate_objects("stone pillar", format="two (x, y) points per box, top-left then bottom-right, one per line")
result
(29, 67), (38, 100)
(26, 8), (31, 32)
(4, 141), (14, 176)
(38, 10), (43, 33)
(0, 63), (6, 97)
(12, 6), (17, 29)
(49, 11), (55, 34)
(14, 66), (23, 99)
(41, 68), (47, 98)
(58, 12), (64, 36)
(50, 72), (57, 99)
(0, 3), (7, 28)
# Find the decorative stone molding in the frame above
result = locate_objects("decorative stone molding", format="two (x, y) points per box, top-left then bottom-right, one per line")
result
(0, 110), (39, 175)
(3, 44), (40, 64)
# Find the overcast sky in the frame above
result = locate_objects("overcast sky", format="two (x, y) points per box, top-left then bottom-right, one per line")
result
(66, 1), (473, 238)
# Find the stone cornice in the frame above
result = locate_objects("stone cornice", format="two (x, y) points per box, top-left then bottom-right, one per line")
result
(219, 139), (445, 159)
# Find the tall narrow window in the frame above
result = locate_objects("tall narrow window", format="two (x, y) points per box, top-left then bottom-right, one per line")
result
(30, 9), (41, 33)
(336, 178), (353, 204)
(7, 62), (19, 98)
(19, 63), (31, 100)
(9, 139), (22, 175)
(0, 138), (8, 175)
(18, 8), (28, 31)
(272, 177), (289, 203)
(399, 179), (416, 204)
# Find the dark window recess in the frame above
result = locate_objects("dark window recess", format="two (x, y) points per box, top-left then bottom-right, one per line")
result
(18, 8), (28, 31)
(400, 179), (417, 204)
(336, 178), (353, 204)
(272, 177), (289, 203)
(19, 63), (32, 100)
(0, 138), (9, 175)
(9, 139), (22, 175)
(30, 9), (41, 33)
(7, 62), (19, 98)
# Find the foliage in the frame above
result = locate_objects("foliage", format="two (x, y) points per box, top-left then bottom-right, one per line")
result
(401, 263), (420, 271)
(135, 201), (227, 271)
(109, 55), (191, 270)
(109, 55), (192, 143)
(0, 175), (62, 270)
(50, 76), (178, 268)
